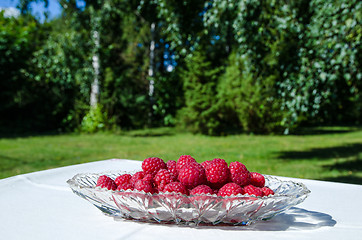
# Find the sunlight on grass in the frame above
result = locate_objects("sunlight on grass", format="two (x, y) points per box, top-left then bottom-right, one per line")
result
(0, 127), (361, 184)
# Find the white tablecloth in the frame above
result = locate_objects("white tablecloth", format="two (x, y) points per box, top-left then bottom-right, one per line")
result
(0, 159), (361, 240)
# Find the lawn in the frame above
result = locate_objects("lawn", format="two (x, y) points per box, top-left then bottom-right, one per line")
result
(1, 126), (362, 184)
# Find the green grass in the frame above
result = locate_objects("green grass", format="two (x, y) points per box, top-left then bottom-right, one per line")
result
(1, 126), (362, 184)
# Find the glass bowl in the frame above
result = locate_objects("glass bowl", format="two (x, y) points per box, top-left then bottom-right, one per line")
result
(67, 171), (310, 226)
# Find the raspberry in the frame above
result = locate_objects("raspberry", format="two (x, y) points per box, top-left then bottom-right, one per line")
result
(217, 183), (243, 197)
(178, 162), (206, 189)
(154, 169), (174, 191)
(176, 155), (196, 172)
(201, 160), (211, 169)
(166, 160), (178, 181)
(115, 174), (132, 186)
(229, 162), (250, 186)
(143, 173), (154, 182)
(190, 185), (213, 195)
(142, 157), (166, 176)
(134, 179), (156, 193)
(192, 161), (206, 172)
(243, 184), (263, 197)
(250, 172), (265, 188)
(261, 186), (275, 196)
(205, 159), (231, 189)
(116, 183), (134, 191)
(96, 175), (117, 190)
(162, 182), (188, 195)
(130, 171), (145, 185)
(211, 158), (228, 167)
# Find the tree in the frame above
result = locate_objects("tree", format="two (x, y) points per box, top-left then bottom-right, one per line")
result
(0, 11), (55, 132)
(178, 47), (223, 135)
(218, 52), (285, 133)
(296, 0), (362, 125)
(204, 0), (301, 133)
(56, 0), (152, 130)
(29, 17), (93, 131)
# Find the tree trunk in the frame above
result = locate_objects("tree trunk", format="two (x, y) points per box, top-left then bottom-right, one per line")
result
(148, 22), (155, 97)
(90, 30), (100, 107)
(148, 22), (156, 125)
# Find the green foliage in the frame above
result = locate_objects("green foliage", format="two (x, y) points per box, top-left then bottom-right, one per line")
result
(204, 0), (300, 133)
(145, 0), (206, 59)
(296, 0), (362, 125)
(29, 22), (93, 130)
(178, 48), (223, 135)
(1, 0), (360, 135)
(204, 0), (361, 133)
(100, 5), (150, 129)
(0, 12), (55, 132)
(0, 12), (37, 111)
(152, 71), (184, 126)
(218, 52), (286, 134)
(81, 104), (108, 133)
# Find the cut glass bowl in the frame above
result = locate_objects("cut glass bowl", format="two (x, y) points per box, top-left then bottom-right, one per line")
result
(67, 171), (310, 226)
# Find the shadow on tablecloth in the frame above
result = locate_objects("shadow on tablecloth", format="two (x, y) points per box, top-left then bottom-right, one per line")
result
(116, 207), (336, 231)
(196, 207), (336, 231)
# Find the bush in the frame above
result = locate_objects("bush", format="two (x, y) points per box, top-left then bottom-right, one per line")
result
(300, 0), (362, 125)
(177, 48), (224, 135)
(80, 104), (108, 133)
(152, 71), (184, 126)
(218, 52), (286, 134)
(0, 13), (47, 132)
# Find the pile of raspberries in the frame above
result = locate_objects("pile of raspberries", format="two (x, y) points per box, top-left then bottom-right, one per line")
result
(96, 155), (275, 197)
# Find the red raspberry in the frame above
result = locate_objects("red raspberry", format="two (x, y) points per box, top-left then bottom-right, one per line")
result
(134, 179), (156, 193)
(154, 169), (174, 191)
(142, 157), (166, 176)
(189, 161), (206, 173)
(243, 184), (263, 197)
(116, 183), (134, 191)
(176, 155), (196, 172)
(162, 182), (188, 195)
(96, 175), (117, 190)
(217, 183), (243, 197)
(166, 160), (178, 181)
(190, 185), (213, 195)
(229, 162), (250, 186)
(261, 186), (275, 196)
(143, 173), (154, 182)
(178, 162), (206, 189)
(205, 159), (231, 189)
(201, 160), (211, 169)
(211, 158), (228, 167)
(250, 172), (265, 188)
(115, 174), (132, 186)
(130, 171), (145, 185)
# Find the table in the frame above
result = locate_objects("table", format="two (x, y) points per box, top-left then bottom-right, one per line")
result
(1, 159), (361, 240)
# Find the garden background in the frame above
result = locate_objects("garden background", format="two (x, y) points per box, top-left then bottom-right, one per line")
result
(0, 0), (361, 183)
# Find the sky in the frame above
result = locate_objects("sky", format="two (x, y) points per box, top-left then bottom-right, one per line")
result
(0, 0), (62, 21)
